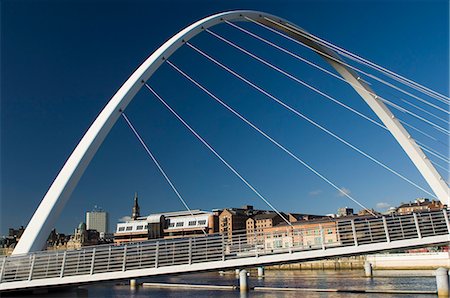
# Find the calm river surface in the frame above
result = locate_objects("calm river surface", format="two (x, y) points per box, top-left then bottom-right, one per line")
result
(14, 269), (437, 298)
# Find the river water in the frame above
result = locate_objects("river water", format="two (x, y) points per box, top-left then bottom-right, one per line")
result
(13, 269), (437, 297)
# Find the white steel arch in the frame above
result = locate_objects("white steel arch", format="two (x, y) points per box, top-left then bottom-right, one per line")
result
(13, 10), (449, 255)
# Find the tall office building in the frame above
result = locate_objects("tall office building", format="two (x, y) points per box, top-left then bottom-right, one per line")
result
(86, 208), (109, 234)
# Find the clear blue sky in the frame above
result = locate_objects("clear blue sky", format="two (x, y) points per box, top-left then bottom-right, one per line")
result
(1, 0), (448, 235)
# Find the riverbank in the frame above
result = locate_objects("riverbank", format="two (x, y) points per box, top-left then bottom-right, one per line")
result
(266, 252), (450, 270)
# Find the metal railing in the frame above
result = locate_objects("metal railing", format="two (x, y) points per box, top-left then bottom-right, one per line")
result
(0, 209), (449, 285)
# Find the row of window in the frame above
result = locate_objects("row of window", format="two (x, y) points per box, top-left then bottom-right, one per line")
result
(168, 220), (207, 228)
(117, 224), (148, 232)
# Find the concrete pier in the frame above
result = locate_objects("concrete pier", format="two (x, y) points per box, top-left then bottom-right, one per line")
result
(257, 266), (265, 278)
(235, 269), (240, 276)
(436, 267), (449, 297)
(239, 269), (249, 292)
(364, 261), (373, 277)
(130, 279), (137, 288)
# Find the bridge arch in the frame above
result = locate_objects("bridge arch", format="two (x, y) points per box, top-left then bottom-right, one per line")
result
(13, 10), (449, 255)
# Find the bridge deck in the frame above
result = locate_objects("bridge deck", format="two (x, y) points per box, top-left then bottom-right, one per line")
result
(1, 210), (449, 292)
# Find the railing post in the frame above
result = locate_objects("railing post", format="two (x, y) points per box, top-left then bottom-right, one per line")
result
(382, 216), (390, 242)
(351, 219), (358, 246)
(188, 238), (192, 265)
(0, 257), (6, 282)
(221, 234), (225, 261)
(60, 251), (67, 278)
(255, 231), (259, 258)
(413, 213), (422, 238)
(90, 248), (96, 275)
(320, 225), (325, 250)
(155, 241), (159, 268)
(107, 246), (111, 271)
(238, 234), (242, 253)
(443, 209), (450, 233)
(288, 227), (294, 254)
(122, 245), (127, 272)
(28, 254), (36, 281)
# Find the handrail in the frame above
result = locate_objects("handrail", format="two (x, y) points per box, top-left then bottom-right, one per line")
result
(1, 209), (448, 285)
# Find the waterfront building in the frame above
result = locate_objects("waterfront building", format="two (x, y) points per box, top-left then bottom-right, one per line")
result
(287, 213), (328, 222)
(0, 226), (26, 255)
(263, 219), (339, 250)
(46, 228), (69, 250)
(114, 194), (219, 243)
(357, 208), (381, 216)
(114, 210), (218, 243)
(396, 198), (445, 215)
(86, 207), (109, 234)
(219, 205), (259, 241)
(246, 212), (285, 245)
(337, 207), (355, 217)
(66, 222), (99, 250)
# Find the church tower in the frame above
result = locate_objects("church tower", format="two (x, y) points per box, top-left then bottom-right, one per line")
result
(131, 192), (140, 220)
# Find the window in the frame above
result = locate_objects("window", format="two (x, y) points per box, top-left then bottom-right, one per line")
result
(169, 223), (175, 228)
(126, 226), (132, 231)
(198, 220), (207, 225)
(136, 225), (143, 230)
(327, 228), (333, 234)
(118, 227), (125, 232)
(176, 222), (184, 227)
(188, 221), (197, 226)
(274, 240), (282, 248)
(144, 225), (148, 229)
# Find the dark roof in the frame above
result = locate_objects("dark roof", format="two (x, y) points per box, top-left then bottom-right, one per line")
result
(287, 213), (327, 219)
(397, 200), (441, 209)
(253, 213), (280, 220)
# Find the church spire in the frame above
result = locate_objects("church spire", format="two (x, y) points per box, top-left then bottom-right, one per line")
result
(132, 192), (140, 220)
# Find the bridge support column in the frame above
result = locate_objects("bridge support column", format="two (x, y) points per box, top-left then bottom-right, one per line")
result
(257, 266), (265, 278)
(436, 268), (449, 297)
(364, 261), (373, 277)
(235, 269), (240, 276)
(239, 269), (249, 292)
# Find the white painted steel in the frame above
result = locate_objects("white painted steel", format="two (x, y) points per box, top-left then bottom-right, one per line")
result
(239, 269), (248, 292)
(436, 267), (449, 296)
(0, 228), (448, 291)
(260, 17), (449, 204)
(2, 210), (449, 292)
(13, 10), (449, 256)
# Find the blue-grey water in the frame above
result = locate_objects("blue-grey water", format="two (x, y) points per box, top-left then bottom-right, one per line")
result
(11, 270), (437, 297)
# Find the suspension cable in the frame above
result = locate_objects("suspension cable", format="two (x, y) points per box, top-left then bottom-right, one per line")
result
(379, 98), (450, 136)
(166, 59), (377, 216)
(225, 21), (449, 132)
(399, 97), (450, 126)
(246, 17), (450, 115)
(431, 160), (450, 175)
(399, 119), (449, 149)
(209, 26), (449, 139)
(185, 42), (437, 198)
(277, 19), (450, 104)
(144, 84), (293, 226)
(206, 27), (386, 131)
(416, 140), (450, 164)
(121, 112), (207, 235)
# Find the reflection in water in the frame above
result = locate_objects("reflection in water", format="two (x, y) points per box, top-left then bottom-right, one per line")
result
(3, 270), (437, 298)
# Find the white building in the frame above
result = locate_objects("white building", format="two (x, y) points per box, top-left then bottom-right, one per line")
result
(114, 210), (218, 243)
(86, 210), (109, 234)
